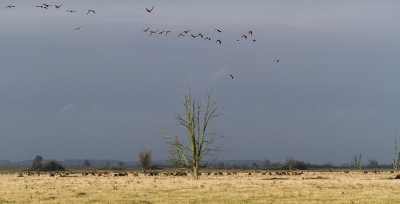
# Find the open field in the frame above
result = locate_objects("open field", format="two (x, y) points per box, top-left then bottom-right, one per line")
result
(0, 170), (400, 203)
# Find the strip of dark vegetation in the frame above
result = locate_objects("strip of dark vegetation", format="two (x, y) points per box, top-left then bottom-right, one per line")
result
(262, 178), (290, 180)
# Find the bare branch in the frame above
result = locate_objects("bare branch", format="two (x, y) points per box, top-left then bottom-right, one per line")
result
(138, 148), (152, 173)
(156, 86), (228, 179)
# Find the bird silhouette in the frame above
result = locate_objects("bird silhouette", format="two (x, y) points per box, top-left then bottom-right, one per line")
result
(274, 59), (280, 63)
(66, 10), (77, 13)
(216, 39), (222, 44)
(4, 5), (15, 8)
(74, 27), (82, 30)
(215, 29), (222, 33)
(197, 33), (203, 38)
(36, 5), (48, 9)
(146, 6), (154, 13)
(87, 9), (95, 15)
(148, 29), (158, 36)
(250, 39), (256, 42)
(247, 30), (253, 36)
(229, 74), (234, 79)
(55, 4), (62, 9)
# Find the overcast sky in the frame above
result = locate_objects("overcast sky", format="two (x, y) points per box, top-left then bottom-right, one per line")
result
(1, 1), (400, 165)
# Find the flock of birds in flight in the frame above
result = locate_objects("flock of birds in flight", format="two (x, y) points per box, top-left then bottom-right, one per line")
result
(2, 4), (290, 149)
(3, 4), (283, 80)
(141, 6), (256, 46)
(3, 4), (96, 30)
(144, 26), (256, 45)
(138, 6), (282, 79)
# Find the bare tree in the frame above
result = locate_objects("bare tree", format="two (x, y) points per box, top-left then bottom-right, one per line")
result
(139, 148), (152, 173)
(387, 127), (400, 171)
(367, 158), (379, 168)
(83, 159), (91, 168)
(352, 153), (362, 171)
(287, 157), (296, 171)
(261, 159), (270, 169)
(156, 87), (227, 179)
(166, 147), (184, 169)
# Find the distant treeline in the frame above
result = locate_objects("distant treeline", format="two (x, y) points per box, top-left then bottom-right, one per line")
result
(0, 158), (393, 171)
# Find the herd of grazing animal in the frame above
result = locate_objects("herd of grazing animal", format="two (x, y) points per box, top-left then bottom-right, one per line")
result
(10, 170), (301, 178)
(2, 169), (399, 180)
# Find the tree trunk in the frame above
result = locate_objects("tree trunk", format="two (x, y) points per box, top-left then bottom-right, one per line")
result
(193, 165), (199, 180)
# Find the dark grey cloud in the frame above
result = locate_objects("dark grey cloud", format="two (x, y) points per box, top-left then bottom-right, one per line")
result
(1, 1), (400, 165)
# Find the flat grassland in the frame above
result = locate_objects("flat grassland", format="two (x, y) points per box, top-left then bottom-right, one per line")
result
(0, 170), (399, 204)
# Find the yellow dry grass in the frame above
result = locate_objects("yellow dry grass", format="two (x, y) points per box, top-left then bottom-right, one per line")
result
(0, 170), (400, 203)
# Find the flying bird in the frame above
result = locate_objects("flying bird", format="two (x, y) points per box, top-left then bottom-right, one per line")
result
(74, 27), (82, 30)
(250, 39), (256, 42)
(55, 4), (62, 9)
(235, 39), (240, 43)
(241, 34), (248, 39)
(4, 5), (15, 8)
(215, 29), (222, 32)
(229, 74), (234, 79)
(148, 29), (158, 36)
(36, 5), (48, 9)
(143, 27), (149, 32)
(274, 59), (280, 63)
(164, 30), (171, 35)
(216, 39), (222, 44)
(66, 10), (77, 13)
(146, 6), (154, 13)
(204, 36), (211, 41)
(177, 32), (184, 37)
(43, 3), (52, 7)
(87, 9), (95, 15)
(247, 30), (253, 36)
(191, 34), (198, 38)
(183, 30), (191, 34)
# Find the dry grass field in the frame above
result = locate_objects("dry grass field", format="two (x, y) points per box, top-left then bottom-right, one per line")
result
(1, 170), (400, 204)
